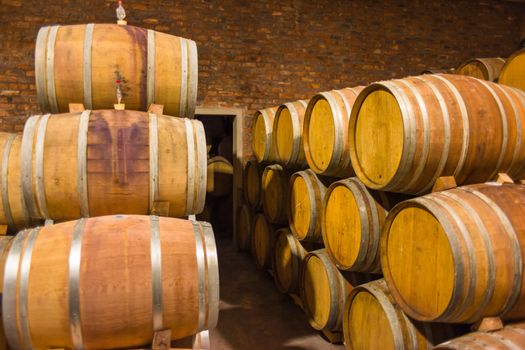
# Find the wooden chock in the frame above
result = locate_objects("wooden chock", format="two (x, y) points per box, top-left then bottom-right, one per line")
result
(431, 176), (458, 193)
(0, 225), (7, 235)
(44, 219), (54, 226)
(117, 20), (128, 25)
(289, 293), (304, 311)
(114, 103), (126, 110)
(151, 201), (170, 217)
(148, 104), (165, 116)
(471, 316), (504, 333)
(320, 329), (343, 344)
(192, 330), (210, 350)
(495, 173), (514, 185)
(68, 103), (85, 113)
(152, 329), (171, 350)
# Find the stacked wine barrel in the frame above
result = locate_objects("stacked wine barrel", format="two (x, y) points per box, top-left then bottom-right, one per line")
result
(243, 66), (525, 348)
(0, 22), (219, 350)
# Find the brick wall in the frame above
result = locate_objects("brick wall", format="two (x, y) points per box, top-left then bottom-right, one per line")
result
(0, 0), (523, 158)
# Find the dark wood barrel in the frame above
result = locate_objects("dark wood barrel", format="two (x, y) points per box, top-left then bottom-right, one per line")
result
(381, 182), (525, 323)
(252, 107), (278, 163)
(349, 74), (525, 195)
(18, 110), (206, 228)
(2, 215), (218, 349)
(272, 100), (309, 168)
(344, 279), (460, 350)
(435, 322), (525, 349)
(35, 24), (197, 117)
(261, 164), (290, 225)
(288, 169), (329, 243)
(322, 177), (407, 273)
(303, 87), (364, 177)
(243, 159), (262, 209)
(456, 57), (506, 82)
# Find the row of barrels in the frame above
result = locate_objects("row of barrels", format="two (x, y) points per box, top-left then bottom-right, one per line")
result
(0, 215), (219, 349)
(0, 109), (208, 232)
(252, 72), (525, 196)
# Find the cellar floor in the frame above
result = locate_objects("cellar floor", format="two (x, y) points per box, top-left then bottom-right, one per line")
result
(210, 237), (344, 350)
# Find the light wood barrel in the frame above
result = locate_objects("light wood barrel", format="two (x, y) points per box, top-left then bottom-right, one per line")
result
(243, 159), (262, 209)
(322, 177), (408, 273)
(19, 110), (206, 228)
(2, 215), (219, 349)
(35, 24), (197, 117)
(0, 133), (29, 232)
(499, 48), (525, 92)
(0, 236), (13, 349)
(344, 279), (459, 350)
(435, 322), (525, 349)
(381, 182), (525, 323)
(251, 213), (275, 270)
(252, 107), (278, 163)
(272, 228), (308, 294)
(456, 58), (506, 82)
(288, 169), (329, 243)
(299, 249), (374, 331)
(206, 156), (233, 197)
(273, 100), (309, 168)
(261, 164), (290, 225)
(235, 204), (253, 251)
(303, 86), (364, 177)
(349, 74), (525, 195)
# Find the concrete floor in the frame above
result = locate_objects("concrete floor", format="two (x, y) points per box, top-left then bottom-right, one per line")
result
(210, 238), (344, 350)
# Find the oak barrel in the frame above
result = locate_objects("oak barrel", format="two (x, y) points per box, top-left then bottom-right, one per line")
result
(272, 228), (308, 294)
(251, 213), (275, 270)
(288, 169), (329, 243)
(2, 215), (219, 349)
(499, 48), (525, 92)
(344, 279), (459, 350)
(381, 182), (525, 323)
(299, 249), (374, 331)
(303, 86), (364, 177)
(243, 159), (262, 209)
(435, 322), (525, 349)
(35, 24), (197, 117)
(261, 164), (290, 225)
(18, 110), (206, 227)
(321, 177), (408, 273)
(349, 74), (525, 194)
(235, 204), (253, 251)
(0, 236), (13, 349)
(206, 156), (233, 197)
(252, 107), (278, 163)
(272, 100), (309, 168)
(0, 133), (29, 231)
(456, 57), (506, 82)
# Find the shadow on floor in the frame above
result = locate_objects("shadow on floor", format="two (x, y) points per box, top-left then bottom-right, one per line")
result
(210, 238), (344, 350)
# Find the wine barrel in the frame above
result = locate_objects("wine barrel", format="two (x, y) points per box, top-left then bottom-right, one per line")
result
(435, 322), (525, 349)
(288, 169), (329, 243)
(2, 215), (219, 349)
(349, 74), (525, 195)
(272, 228), (308, 294)
(206, 156), (233, 197)
(300, 249), (374, 331)
(272, 100), (309, 168)
(235, 204), (253, 251)
(344, 279), (459, 350)
(0, 236), (13, 349)
(456, 58), (506, 82)
(303, 86), (364, 177)
(252, 107), (278, 163)
(421, 68), (455, 75)
(243, 159), (262, 209)
(35, 24), (197, 118)
(0, 133), (29, 232)
(381, 182), (525, 323)
(251, 213), (275, 270)
(321, 177), (408, 273)
(499, 48), (525, 92)
(18, 110), (206, 228)
(261, 164), (290, 225)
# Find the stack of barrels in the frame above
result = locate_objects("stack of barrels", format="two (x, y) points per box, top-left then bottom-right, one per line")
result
(241, 45), (525, 349)
(0, 22), (219, 350)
